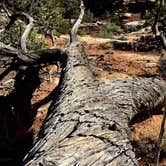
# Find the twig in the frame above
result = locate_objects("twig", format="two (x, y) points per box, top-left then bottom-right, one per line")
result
(154, 97), (166, 166)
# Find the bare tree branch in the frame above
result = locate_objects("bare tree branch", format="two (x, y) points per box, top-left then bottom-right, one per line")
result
(5, 13), (21, 30)
(20, 12), (34, 52)
(68, 0), (85, 45)
(0, 42), (20, 58)
(50, 30), (56, 47)
(153, 2), (166, 165)
(161, 0), (165, 7)
(0, 41), (64, 65)
(154, 22), (160, 36)
(45, 29), (57, 47)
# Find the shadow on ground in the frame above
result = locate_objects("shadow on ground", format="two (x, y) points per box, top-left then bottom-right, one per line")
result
(0, 60), (60, 165)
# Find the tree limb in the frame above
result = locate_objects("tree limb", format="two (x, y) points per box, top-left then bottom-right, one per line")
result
(68, 0), (85, 45)
(0, 42), (21, 58)
(0, 42), (65, 65)
(23, 42), (166, 165)
(161, 32), (166, 49)
(20, 12), (35, 52)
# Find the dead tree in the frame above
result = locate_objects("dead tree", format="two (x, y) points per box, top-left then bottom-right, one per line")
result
(22, 1), (166, 166)
(0, 1), (166, 165)
(22, 42), (166, 165)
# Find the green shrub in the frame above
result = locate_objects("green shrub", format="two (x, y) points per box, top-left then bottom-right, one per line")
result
(97, 22), (122, 38)
(27, 28), (47, 50)
(111, 13), (121, 26)
(101, 11), (111, 19)
(56, 20), (71, 34)
(0, 21), (22, 47)
(83, 9), (94, 22)
(0, 21), (47, 50)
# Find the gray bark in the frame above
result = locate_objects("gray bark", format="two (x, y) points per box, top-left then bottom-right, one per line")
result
(1, 1), (166, 165)
(68, 1), (85, 44)
(23, 41), (166, 166)
(20, 12), (34, 52)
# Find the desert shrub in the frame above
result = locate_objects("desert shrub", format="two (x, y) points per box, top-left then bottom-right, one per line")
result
(97, 22), (122, 38)
(0, 21), (22, 47)
(0, 21), (46, 50)
(27, 28), (47, 50)
(101, 11), (111, 19)
(83, 9), (94, 22)
(111, 13), (121, 25)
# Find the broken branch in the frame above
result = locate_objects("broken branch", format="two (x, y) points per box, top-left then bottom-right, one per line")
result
(68, 0), (85, 45)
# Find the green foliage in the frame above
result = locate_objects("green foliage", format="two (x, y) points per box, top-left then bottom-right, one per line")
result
(111, 13), (120, 26)
(144, 10), (153, 20)
(97, 22), (122, 38)
(143, 0), (164, 22)
(83, 9), (94, 22)
(0, 21), (22, 47)
(0, 0), (125, 48)
(0, 20), (46, 50)
(60, 0), (79, 19)
(101, 11), (111, 19)
(27, 28), (47, 50)
(1, 0), (82, 50)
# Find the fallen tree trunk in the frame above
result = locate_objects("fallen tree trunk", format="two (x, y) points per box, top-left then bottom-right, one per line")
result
(23, 41), (166, 166)
(1, 1), (166, 165)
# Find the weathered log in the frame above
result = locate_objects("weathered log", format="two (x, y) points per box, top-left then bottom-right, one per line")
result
(1, 1), (166, 165)
(21, 0), (166, 165)
(23, 40), (166, 165)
